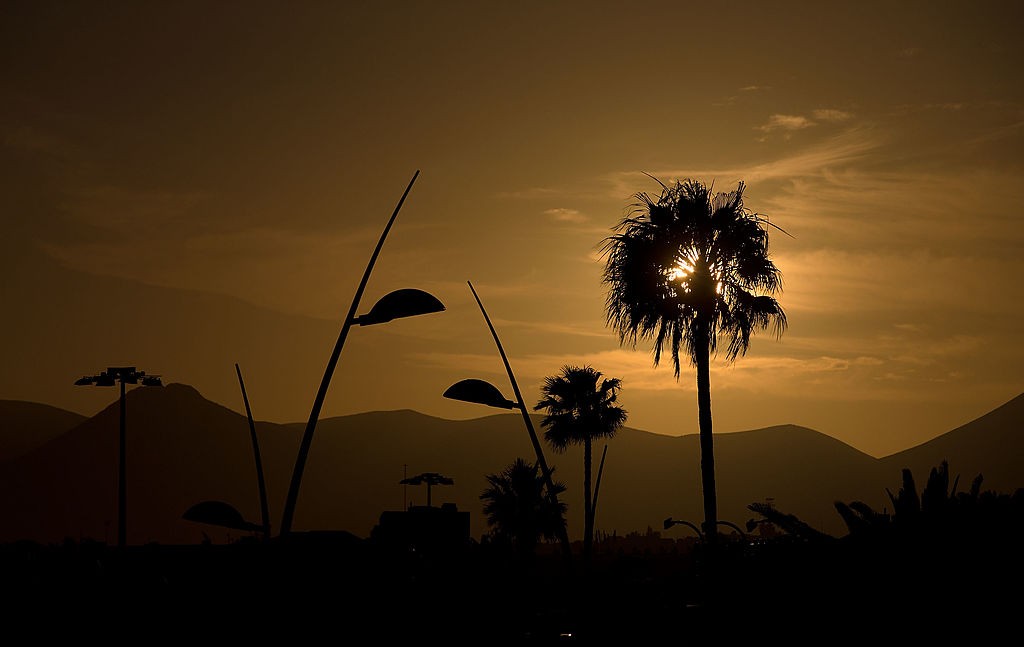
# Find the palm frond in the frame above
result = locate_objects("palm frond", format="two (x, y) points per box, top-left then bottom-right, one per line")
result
(601, 177), (787, 377)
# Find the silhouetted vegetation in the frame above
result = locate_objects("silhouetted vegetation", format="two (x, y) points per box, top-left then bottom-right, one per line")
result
(480, 458), (568, 560)
(534, 365), (626, 566)
(748, 459), (1024, 544)
(601, 178), (787, 548)
(739, 459), (1024, 630)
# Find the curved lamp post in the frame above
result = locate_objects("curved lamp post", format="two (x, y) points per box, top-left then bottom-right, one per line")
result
(441, 281), (574, 569)
(74, 366), (162, 548)
(235, 363), (271, 541)
(278, 171), (445, 537)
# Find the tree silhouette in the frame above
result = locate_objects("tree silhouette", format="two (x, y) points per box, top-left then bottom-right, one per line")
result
(534, 365), (627, 566)
(601, 178), (787, 544)
(480, 458), (568, 559)
(747, 460), (1024, 545)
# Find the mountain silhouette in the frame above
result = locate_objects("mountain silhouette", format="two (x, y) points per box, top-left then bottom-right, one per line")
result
(880, 392), (1024, 494)
(0, 400), (85, 462)
(0, 384), (1021, 546)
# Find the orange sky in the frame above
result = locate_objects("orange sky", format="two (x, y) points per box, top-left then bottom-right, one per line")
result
(2, 1), (1022, 457)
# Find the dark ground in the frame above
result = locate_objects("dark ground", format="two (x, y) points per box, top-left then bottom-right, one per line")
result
(1, 532), (1018, 644)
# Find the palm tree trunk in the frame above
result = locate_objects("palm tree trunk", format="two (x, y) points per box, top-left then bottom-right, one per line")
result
(695, 323), (718, 545)
(583, 436), (593, 566)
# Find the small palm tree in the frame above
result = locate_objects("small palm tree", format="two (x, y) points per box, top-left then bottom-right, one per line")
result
(534, 365), (627, 565)
(601, 178), (786, 544)
(480, 458), (568, 558)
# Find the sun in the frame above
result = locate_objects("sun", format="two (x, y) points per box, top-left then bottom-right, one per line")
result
(666, 253), (724, 295)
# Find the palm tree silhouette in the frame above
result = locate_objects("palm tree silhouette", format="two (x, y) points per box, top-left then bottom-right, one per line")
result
(534, 365), (627, 565)
(601, 178), (786, 544)
(480, 458), (568, 559)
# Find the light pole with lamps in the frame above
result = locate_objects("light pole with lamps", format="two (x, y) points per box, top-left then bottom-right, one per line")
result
(74, 366), (162, 548)
(441, 280), (574, 569)
(278, 171), (445, 537)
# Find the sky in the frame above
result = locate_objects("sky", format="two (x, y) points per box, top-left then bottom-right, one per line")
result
(2, 1), (1022, 458)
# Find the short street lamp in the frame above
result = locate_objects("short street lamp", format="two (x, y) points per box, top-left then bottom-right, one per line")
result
(442, 378), (517, 410)
(400, 472), (454, 508)
(664, 517), (748, 543)
(74, 366), (162, 548)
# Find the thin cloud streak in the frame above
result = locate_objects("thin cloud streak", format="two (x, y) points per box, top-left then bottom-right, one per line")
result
(758, 114), (816, 132)
(606, 127), (880, 197)
(543, 207), (589, 223)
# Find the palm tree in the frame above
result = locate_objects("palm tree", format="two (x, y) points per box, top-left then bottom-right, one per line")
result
(534, 365), (627, 565)
(480, 458), (568, 558)
(601, 178), (786, 544)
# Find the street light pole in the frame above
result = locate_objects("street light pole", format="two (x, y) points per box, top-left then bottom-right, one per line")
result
(279, 171), (446, 537)
(236, 363), (271, 541)
(118, 377), (127, 548)
(465, 281), (574, 569)
(75, 366), (162, 548)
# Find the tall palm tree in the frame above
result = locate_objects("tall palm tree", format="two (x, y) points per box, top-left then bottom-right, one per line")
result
(480, 458), (568, 558)
(534, 365), (627, 564)
(601, 178), (786, 544)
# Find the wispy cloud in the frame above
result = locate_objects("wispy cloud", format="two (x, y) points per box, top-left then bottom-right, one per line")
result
(813, 109), (853, 122)
(713, 85), (771, 107)
(758, 114), (815, 132)
(496, 186), (563, 199)
(756, 109), (854, 140)
(490, 317), (608, 339)
(543, 207), (589, 224)
(412, 344), (951, 402)
(606, 126), (880, 196)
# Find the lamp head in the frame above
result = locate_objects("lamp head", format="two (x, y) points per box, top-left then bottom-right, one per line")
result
(443, 379), (517, 410)
(354, 288), (445, 326)
(93, 373), (116, 387)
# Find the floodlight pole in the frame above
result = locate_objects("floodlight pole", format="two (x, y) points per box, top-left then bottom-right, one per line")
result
(467, 281), (574, 569)
(117, 377), (127, 548)
(76, 366), (161, 548)
(279, 170), (420, 537)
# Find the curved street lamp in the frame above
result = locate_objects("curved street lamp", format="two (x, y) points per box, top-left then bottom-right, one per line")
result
(441, 281), (574, 569)
(74, 366), (162, 548)
(278, 171), (445, 537)
(235, 363), (271, 541)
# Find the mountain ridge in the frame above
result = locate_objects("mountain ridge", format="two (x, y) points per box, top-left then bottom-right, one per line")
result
(0, 384), (1020, 546)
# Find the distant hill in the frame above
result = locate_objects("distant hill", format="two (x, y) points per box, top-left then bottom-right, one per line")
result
(881, 392), (1024, 495)
(0, 385), (1021, 546)
(0, 400), (85, 462)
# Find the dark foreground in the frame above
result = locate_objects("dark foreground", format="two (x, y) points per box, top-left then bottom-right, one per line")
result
(2, 532), (1019, 644)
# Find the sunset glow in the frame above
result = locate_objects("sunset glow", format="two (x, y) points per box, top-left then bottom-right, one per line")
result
(1, 1), (1021, 458)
